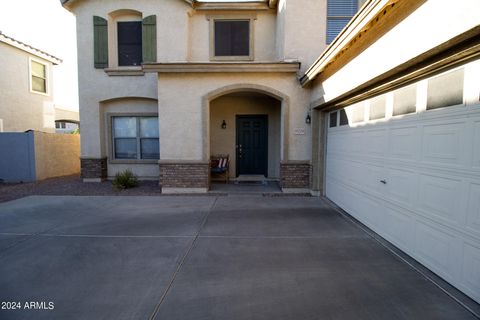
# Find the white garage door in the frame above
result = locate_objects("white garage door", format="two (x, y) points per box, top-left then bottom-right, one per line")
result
(325, 68), (480, 303)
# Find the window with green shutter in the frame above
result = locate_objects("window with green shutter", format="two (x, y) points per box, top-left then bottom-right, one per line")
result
(93, 16), (108, 68)
(93, 14), (156, 68)
(142, 15), (157, 63)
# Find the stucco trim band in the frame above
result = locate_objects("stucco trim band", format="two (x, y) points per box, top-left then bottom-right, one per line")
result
(142, 62), (300, 73)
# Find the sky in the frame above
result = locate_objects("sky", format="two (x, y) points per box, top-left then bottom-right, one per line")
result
(0, 0), (78, 111)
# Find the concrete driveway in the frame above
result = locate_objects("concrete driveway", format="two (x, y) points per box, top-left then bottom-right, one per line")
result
(0, 195), (477, 320)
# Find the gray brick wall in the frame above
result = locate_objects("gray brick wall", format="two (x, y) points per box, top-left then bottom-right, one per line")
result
(280, 161), (311, 188)
(81, 158), (107, 180)
(159, 162), (209, 189)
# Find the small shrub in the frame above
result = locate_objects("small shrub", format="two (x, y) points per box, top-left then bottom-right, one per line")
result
(112, 169), (138, 190)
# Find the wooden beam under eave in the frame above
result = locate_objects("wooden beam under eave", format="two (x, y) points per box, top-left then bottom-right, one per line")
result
(317, 0), (426, 83)
(314, 25), (480, 112)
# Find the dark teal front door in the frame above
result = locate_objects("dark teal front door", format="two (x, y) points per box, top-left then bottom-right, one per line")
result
(236, 115), (268, 177)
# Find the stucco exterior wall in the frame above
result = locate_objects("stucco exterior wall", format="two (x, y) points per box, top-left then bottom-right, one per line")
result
(311, 0), (480, 104)
(210, 95), (281, 178)
(157, 72), (312, 164)
(33, 131), (80, 180)
(278, 0), (328, 73)
(0, 43), (55, 133)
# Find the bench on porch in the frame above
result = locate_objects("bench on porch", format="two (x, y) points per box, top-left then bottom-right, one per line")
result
(210, 154), (230, 183)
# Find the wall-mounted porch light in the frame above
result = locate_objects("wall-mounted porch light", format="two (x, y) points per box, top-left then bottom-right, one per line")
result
(305, 112), (311, 125)
(221, 120), (227, 129)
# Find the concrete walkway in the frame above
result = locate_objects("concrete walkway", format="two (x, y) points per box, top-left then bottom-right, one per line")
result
(0, 195), (477, 320)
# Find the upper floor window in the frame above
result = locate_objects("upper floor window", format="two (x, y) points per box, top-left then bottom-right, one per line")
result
(30, 59), (47, 94)
(93, 12), (156, 69)
(210, 16), (254, 61)
(327, 0), (359, 44)
(117, 21), (142, 66)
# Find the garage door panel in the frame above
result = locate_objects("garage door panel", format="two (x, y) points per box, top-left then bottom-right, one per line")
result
(462, 242), (480, 302)
(467, 182), (480, 235)
(385, 168), (416, 207)
(326, 104), (480, 303)
(364, 164), (386, 197)
(388, 126), (418, 160)
(418, 174), (463, 226)
(422, 122), (465, 166)
(474, 121), (480, 168)
(415, 220), (460, 282)
(383, 206), (415, 252)
(365, 129), (387, 157)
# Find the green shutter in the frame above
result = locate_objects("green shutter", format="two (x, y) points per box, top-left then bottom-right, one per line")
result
(93, 16), (108, 68)
(142, 15), (157, 63)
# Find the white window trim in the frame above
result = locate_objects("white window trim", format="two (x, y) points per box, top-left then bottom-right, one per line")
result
(29, 57), (49, 96)
(208, 14), (256, 61)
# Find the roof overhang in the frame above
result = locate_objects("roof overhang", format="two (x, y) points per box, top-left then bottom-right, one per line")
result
(311, 25), (480, 111)
(61, 0), (276, 11)
(300, 0), (426, 87)
(0, 32), (62, 65)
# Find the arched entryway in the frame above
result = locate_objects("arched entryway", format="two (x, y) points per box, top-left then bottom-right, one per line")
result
(203, 84), (289, 181)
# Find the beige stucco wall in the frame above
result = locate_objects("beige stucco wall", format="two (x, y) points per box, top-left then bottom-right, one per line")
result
(277, 0), (328, 73)
(34, 131), (80, 180)
(157, 73), (311, 165)
(0, 43), (56, 133)
(210, 94), (281, 178)
(69, 0), (326, 179)
(310, 0), (480, 104)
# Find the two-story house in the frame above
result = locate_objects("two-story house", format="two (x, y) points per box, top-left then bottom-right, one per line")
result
(62, 0), (480, 306)
(0, 32), (62, 133)
(61, 0), (357, 192)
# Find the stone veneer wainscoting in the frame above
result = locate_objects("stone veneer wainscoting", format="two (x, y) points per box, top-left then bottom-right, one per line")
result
(159, 160), (209, 193)
(280, 161), (311, 192)
(80, 157), (107, 182)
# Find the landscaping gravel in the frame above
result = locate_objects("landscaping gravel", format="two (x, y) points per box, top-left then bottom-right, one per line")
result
(0, 175), (161, 203)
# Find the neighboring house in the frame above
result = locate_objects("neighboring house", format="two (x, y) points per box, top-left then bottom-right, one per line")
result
(0, 32), (62, 133)
(62, 0), (480, 305)
(55, 107), (80, 133)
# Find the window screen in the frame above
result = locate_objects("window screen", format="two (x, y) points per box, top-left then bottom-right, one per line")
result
(31, 60), (46, 93)
(427, 68), (464, 110)
(112, 116), (159, 160)
(214, 20), (250, 56)
(118, 21), (142, 66)
(327, 0), (358, 44)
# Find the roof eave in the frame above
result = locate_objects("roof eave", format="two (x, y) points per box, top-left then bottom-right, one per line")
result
(301, 0), (391, 87)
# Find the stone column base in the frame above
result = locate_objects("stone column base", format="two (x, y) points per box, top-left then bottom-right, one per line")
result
(280, 161), (311, 190)
(81, 157), (107, 182)
(159, 160), (209, 193)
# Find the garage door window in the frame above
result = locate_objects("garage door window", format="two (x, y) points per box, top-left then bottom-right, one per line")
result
(329, 111), (338, 127)
(427, 68), (464, 110)
(369, 95), (386, 120)
(393, 84), (417, 116)
(339, 109), (349, 126)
